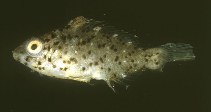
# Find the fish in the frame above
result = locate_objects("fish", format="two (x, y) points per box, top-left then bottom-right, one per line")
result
(12, 16), (195, 91)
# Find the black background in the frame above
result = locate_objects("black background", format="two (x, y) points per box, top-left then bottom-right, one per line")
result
(0, 0), (210, 112)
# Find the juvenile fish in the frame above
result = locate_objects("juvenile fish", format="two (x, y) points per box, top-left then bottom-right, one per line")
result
(12, 16), (195, 90)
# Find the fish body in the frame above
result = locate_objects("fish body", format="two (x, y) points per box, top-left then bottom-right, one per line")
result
(13, 16), (195, 89)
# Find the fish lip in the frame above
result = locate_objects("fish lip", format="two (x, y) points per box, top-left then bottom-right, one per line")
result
(12, 45), (24, 61)
(12, 49), (19, 61)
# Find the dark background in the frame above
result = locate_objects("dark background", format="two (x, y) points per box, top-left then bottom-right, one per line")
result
(0, 0), (210, 112)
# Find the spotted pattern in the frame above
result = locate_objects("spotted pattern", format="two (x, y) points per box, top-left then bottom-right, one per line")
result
(13, 16), (173, 89)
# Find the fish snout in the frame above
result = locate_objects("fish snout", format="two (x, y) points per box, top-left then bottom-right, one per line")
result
(12, 46), (25, 61)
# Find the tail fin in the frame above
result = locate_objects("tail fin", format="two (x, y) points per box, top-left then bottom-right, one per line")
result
(161, 43), (195, 62)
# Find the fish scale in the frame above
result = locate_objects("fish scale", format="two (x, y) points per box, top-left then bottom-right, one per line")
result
(13, 16), (195, 90)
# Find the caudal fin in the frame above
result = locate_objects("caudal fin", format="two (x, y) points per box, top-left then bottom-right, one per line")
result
(161, 43), (195, 62)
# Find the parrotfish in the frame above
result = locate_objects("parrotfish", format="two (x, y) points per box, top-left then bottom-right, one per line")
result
(13, 16), (195, 90)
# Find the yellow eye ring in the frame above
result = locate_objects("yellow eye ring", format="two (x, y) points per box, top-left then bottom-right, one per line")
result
(26, 38), (43, 56)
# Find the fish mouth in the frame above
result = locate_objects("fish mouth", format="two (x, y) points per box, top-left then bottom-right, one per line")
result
(12, 46), (25, 61)
(12, 49), (20, 61)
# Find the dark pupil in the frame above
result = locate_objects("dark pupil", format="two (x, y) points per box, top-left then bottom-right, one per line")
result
(31, 44), (38, 50)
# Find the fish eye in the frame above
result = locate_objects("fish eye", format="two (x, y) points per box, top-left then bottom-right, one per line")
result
(26, 39), (43, 56)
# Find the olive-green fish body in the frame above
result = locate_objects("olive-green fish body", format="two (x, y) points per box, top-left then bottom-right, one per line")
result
(13, 16), (195, 89)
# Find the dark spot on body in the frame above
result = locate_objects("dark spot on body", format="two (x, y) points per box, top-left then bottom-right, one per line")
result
(60, 68), (63, 70)
(101, 67), (103, 69)
(64, 51), (68, 54)
(97, 44), (101, 48)
(58, 46), (62, 49)
(38, 67), (42, 70)
(91, 35), (95, 38)
(82, 54), (86, 59)
(53, 65), (56, 68)
(42, 67), (45, 70)
(47, 46), (51, 51)
(129, 66), (133, 69)
(110, 45), (114, 49)
(114, 56), (119, 62)
(155, 62), (159, 65)
(63, 60), (66, 63)
(75, 35), (79, 38)
(53, 41), (59, 45)
(114, 48), (117, 52)
(25, 56), (30, 62)
(102, 43), (106, 48)
(99, 57), (103, 63)
(128, 53), (131, 56)
(134, 64), (137, 67)
(118, 62), (122, 65)
(43, 46), (47, 50)
(89, 63), (93, 66)
(70, 58), (78, 63)
(44, 38), (50, 42)
(103, 54), (106, 58)
(88, 50), (91, 54)
(51, 32), (56, 38)
(87, 38), (91, 43)
(38, 61), (41, 65)
(81, 40), (86, 45)
(113, 73), (117, 77)
(108, 68), (111, 72)
(131, 59), (134, 63)
(64, 67), (68, 71)
(44, 55), (46, 59)
(94, 62), (99, 65)
(48, 57), (51, 62)
(82, 67), (86, 71)
(67, 61), (71, 64)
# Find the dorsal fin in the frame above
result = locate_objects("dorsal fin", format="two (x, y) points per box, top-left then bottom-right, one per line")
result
(66, 16), (144, 47)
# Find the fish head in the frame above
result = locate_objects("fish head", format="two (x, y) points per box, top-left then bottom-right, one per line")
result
(13, 37), (45, 69)
(12, 35), (80, 80)
(12, 37), (49, 71)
